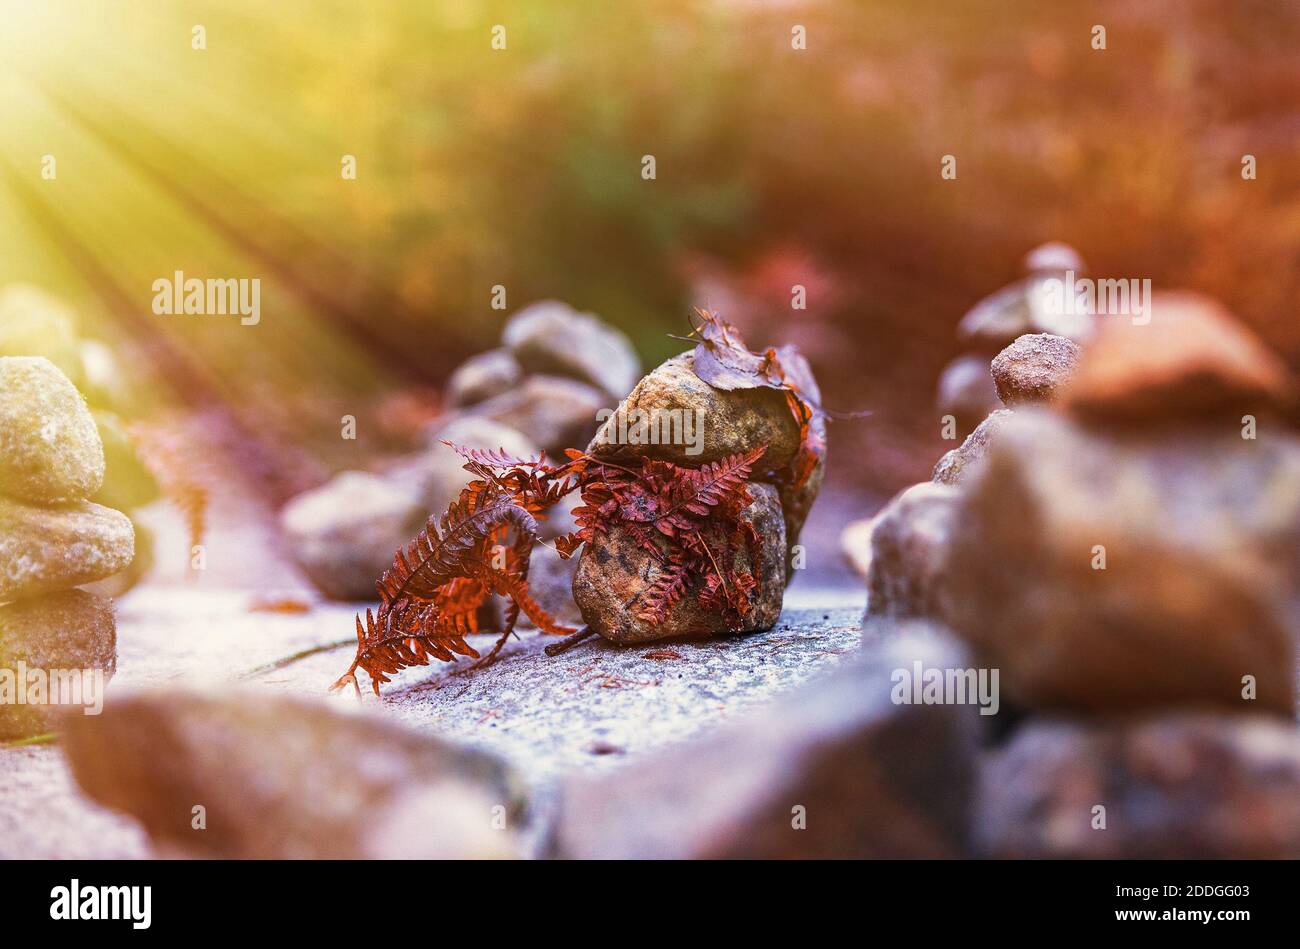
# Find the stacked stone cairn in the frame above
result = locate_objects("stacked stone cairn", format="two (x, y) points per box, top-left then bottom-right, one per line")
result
(0, 355), (135, 739)
(843, 250), (1300, 857)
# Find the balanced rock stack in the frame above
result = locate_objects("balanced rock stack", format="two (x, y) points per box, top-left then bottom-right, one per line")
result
(848, 267), (1300, 856)
(281, 300), (640, 604)
(934, 242), (1091, 436)
(0, 356), (135, 739)
(0, 285), (160, 597)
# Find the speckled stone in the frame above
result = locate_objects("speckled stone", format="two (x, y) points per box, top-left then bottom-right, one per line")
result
(0, 496), (134, 601)
(588, 352), (802, 472)
(0, 590), (117, 740)
(572, 482), (786, 643)
(990, 332), (1081, 406)
(0, 286), (84, 387)
(0, 356), (105, 503)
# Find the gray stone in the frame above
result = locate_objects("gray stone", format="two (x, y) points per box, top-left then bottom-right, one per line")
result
(948, 409), (1300, 714)
(979, 714), (1300, 858)
(0, 356), (104, 503)
(864, 482), (959, 621)
(589, 352), (802, 472)
(572, 482), (786, 643)
(467, 374), (609, 456)
(0, 590), (117, 740)
(957, 273), (1093, 351)
(551, 623), (980, 858)
(990, 332), (1081, 406)
(445, 348), (523, 408)
(0, 286), (83, 387)
(396, 416), (539, 518)
(935, 354), (999, 433)
(932, 409), (1013, 485)
(521, 545), (582, 630)
(0, 497), (134, 601)
(62, 688), (529, 858)
(279, 471), (426, 601)
(503, 300), (640, 400)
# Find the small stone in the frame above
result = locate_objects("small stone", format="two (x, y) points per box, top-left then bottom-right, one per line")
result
(0, 590), (117, 740)
(572, 483), (785, 643)
(0, 285), (83, 387)
(1022, 241), (1085, 274)
(0, 356), (105, 504)
(502, 300), (640, 399)
(947, 409), (1300, 715)
(61, 688), (529, 858)
(466, 374), (609, 456)
(91, 410), (160, 511)
(935, 354), (1000, 434)
(589, 352), (801, 472)
(521, 545), (582, 629)
(932, 409), (1013, 485)
(393, 416), (539, 518)
(552, 623), (980, 858)
(957, 274), (1093, 351)
(1060, 292), (1295, 423)
(864, 482), (959, 621)
(0, 497), (134, 601)
(990, 333), (1081, 406)
(979, 714), (1300, 858)
(280, 472), (426, 601)
(445, 348), (523, 408)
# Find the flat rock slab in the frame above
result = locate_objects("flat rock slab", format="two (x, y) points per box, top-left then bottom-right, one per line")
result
(0, 585), (862, 858)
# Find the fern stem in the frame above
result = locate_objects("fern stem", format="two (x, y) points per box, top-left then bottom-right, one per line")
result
(544, 626), (596, 656)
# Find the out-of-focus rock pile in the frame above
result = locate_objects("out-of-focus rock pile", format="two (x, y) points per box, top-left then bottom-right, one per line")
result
(842, 250), (1300, 856)
(0, 349), (136, 738)
(281, 300), (639, 605)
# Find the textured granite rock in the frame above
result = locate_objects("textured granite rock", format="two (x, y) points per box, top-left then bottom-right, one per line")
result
(0, 356), (104, 504)
(588, 352), (801, 472)
(0, 496), (134, 601)
(0, 590), (117, 740)
(990, 332), (1081, 406)
(572, 483), (786, 643)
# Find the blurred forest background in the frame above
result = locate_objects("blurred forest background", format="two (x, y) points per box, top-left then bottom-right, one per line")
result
(3, 0), (1299, 502)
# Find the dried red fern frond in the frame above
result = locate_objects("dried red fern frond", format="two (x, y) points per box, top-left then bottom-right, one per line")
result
(332, 477), (576, 695)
